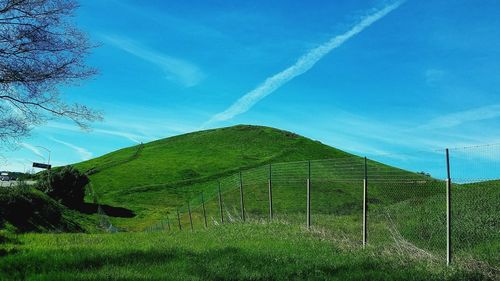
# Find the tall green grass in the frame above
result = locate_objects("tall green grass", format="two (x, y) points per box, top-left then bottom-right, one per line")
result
(165, 177), (498, 271)
(0, 223), (492, 281)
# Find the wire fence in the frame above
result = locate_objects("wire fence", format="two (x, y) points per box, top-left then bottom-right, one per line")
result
(145, 144), (500, 269)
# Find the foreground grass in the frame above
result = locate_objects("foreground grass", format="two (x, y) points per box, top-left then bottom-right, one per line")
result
(165, 179), (498, 270)
(0, 223), (491, 281)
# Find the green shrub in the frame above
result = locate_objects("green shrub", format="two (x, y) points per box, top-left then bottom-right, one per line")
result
(0, 187), (85, 233)
(37, 166), (89, 209)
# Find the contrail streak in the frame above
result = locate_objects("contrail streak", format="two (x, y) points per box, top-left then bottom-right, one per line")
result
(204, 1), (405, 126)
(50, 137), (93, 161)
(20, 143), (45, 160)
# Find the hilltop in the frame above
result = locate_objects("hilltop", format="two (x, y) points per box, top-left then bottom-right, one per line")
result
(73, 125), (371, 229)
(75, 125), (353, 190)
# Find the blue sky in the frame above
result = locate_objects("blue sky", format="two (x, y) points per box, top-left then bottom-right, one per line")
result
(2, 0), (500, 180)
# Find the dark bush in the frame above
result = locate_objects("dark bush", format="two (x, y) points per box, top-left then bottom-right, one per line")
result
(0, 188), (62, 232)
(37, 166), (89, 209)
(0, 187), (83, 233)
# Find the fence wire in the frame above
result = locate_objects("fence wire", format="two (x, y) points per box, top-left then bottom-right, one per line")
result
(145, 145), (499, 269)
(449, 144), (500, 268)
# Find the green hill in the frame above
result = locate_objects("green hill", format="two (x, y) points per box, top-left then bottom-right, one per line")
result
(74, 125), (426, 231)
(74, 125), (379, 229)
(1, 125), (495, 277)
(69, 125), (497, 270)
(75, 125), (354, 190)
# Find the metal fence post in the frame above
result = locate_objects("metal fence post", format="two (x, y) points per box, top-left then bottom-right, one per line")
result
(177, 208), (182, 231)
(307, 160), (311, 228)
(363, 157), (368, 248)
(188, 202), (194, 231)
(167, 215), (171, 231)
(239, 171), (245, 222)
(268, 163), (273, 221)
(446, 148), (452, 265)
(218, 181), (224, 224)
(201, 192), (208, 228)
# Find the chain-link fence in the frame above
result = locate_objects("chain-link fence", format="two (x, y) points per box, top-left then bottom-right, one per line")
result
(146, 144), (499, 269)
(448, 144), (500, 269)
(354, 150), (445, 262)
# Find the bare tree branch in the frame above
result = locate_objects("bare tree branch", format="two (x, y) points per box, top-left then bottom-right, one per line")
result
(0, 0), (101, 145)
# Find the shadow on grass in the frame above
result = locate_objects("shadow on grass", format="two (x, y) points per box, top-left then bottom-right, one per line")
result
(77, 203), (136, 218)
(0, 246), (489, 281)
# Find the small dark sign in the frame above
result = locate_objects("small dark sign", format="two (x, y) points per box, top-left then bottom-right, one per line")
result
(33, 162), (52, 170)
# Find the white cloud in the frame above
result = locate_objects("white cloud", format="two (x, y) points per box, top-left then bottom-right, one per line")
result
(94, 128), (144, 144)
(20, 143), (46, 161)
(420, 104), (500, 130)
(50, 138), (93, 161)
(103, 35), (204, 87)
(0, 158), (32, 172)
(203, 0), (405, 126)
(46, 122), (148, 144)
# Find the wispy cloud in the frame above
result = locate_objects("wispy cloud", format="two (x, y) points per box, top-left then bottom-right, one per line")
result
(420, 104), (500, 130)
(94, 128), (144, 144)
(20, 143), (45, 160)
(0, 158), (31, 172)
(46, 122), (148, 144)
(425, 68), (446, 86)
(103, 35), (205, 87)
(0, 155), (7, 166)
(50, 138), (93, 161)
(203, 1), (405, 126)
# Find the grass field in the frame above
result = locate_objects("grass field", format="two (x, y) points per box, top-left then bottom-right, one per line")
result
(167, 177), (499, 271)
(67, 125), (498, 273)
(1, 125), (497, 280)
(0, 223), (493, 281)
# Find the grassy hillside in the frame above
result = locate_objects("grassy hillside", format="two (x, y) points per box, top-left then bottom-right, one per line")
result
(76, 125), (353, 191)
(0, 223), (491, 281)
(73, 125), (384, 229)
(71, 125), (433, 231)
(1, 125), (496, 279)
(67, 125), (497, 271)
